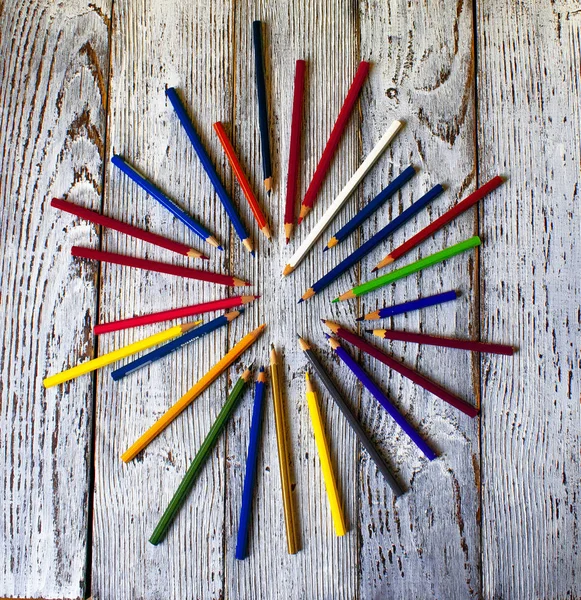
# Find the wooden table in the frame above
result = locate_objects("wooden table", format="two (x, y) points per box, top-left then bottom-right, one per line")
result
(1, 1), (579, 598)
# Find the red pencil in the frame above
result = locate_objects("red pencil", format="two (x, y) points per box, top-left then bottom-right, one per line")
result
(71, 247), (249, 287)
(213, 122), (271, 239)
(51, 198), (208, 259)
(322, 320), (479, 418)
(373, 176), (504, 272)
(298, 61), (370, 225)
(93, 295), (259, 334)
(284, 60), (306, 243)
(368, 329), (515, 356)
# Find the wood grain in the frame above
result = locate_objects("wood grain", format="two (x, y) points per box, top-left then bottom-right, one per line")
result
(0, 0), (112, 598)
(477, 1), (581, 598)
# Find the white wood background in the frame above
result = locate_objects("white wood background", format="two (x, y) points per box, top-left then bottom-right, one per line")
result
(0, 0), (579, 599)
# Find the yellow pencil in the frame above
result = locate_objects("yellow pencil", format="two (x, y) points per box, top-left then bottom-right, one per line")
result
(121, 324), (266, 462)
(43, 320), (202, 388)
(305, 372), (347, 536)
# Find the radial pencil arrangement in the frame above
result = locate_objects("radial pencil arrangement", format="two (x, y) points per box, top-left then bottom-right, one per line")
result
(44, 19), (513, 556)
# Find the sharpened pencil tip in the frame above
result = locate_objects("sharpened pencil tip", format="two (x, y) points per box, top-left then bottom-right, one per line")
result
(320, 319), (326, 323)
(297, 217), (302, 225)
(297, 299), (303, 304)
(251, 251), (255, 257)
(370, 267), (377, 273)
(332, 298), (339, 303)
(259, 366), (264, 372)
(296, 333), (302, 339)
(201, 254), (210, 260)
(322, 246), (328, 253)
(365, 329), (373, 333)
(324, 333), (331, 339)
(217, 245), (224, 251)
(286, 238), (290, 244)
(355, 317), (363, 321)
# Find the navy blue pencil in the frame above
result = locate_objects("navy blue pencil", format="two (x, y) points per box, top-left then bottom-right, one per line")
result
(324, 165), (417, 250)
(111, 155), (222, 250)
(236, 366), (267, 560)
(357, 290), (459, 321)
(110, 310), (242, 381)
(252, 21), (272, 194)
(326, 334), (437, 461)
(165, 87), (254, 255)
(300, 184), (444, 302)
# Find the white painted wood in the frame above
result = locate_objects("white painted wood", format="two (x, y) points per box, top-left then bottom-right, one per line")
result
(0, 1), (111, 598)
(477, 2), (581, 598)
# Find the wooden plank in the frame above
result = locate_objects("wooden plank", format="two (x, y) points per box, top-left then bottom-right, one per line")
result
(356, 1), (481, 597)
(0, 0), (112, 598)
(477, 2), (581, 598)
(90, 2), (235, 599)
(223, 2), (361, 598)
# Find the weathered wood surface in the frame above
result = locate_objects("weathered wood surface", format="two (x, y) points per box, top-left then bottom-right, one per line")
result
(477, 2), (581, 598)
(1, 0), (580, 598)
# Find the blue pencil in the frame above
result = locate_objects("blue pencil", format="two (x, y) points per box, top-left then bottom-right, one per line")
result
(252, 21), (272, 193)
(325, 334), (436, 461)
(111, 155), (222, 250)
(357, 290), (459, 321)
(324, 165), (416, 250)
(165, 88), (254, 256)
(300, 184), (444, 302)
(235, 366), (267, 560)
(110, 310), (242, 381)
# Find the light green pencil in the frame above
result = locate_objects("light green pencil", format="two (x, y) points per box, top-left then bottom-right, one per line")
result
(333, 235), (481, 302)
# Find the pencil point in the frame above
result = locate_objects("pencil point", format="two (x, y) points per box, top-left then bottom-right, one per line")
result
(355, 317), (363, 322)
(297, 217), (303, 225)
(332, 298), (339, 303)
(370, 267), (377, 273)
(297, 299), (304, 304)
(365, 329), (373, 333)
(286, 237), (290, 244)
(218, 245), (224, 251)
(322, 246), (328, 253)
(251, 251), (256, 257)
(296, 333), (302, 339)
(201, 254), (210, 260)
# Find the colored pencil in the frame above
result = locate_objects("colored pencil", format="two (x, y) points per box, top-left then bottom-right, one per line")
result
(324, 165), (416, 250)
(252, 21), (272, 194)
(236, 367), (267, 560)
(94, 295), (258, 335)
(357, 290), (459, 321)
(368, 329), (515, 355)
(334, 235), (481, 302)
(121, 324), (266, 462)
(51, 198), (208, 260)
(326, 335), (437, 460)
(270, 344), (299, 554)
(71, 246), (249, 287)
(300, 185), (443, 302)
(43, 322), (197, 388)
(111, 155), (221, 250)
(283, 120), (403, 277)
(284, 59), (306, 244)
(322, 321), (478, 418)
(298, 61), (370, 224)
(165, 87), (254, 255)
(373, 176), (504, 271)
(296, 335), (403, 496)
(150, 363), (253, 545)
(305, 372), (347, 536)
(213, 121), (271, 239)
(111, 310), (242, 381)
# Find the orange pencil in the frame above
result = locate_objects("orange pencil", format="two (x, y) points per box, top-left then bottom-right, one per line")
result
(214, 122), (271, 239)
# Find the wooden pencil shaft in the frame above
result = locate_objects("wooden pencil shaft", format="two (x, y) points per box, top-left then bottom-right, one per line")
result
(286, 120), (402, 273)
(270, 348), (298, 553)
(300, 343), (403, 496)
(252, 21), (272, 183)
(149, 370), (251, 545)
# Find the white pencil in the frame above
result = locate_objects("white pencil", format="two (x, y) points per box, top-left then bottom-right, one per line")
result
(282, 119), (403, 276)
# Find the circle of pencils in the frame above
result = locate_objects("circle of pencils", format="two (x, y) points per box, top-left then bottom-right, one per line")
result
(357, 290), (459, 321)
(93, 295), (259, 335)
(50, 198), (209, 259)
(71, 246), (250, 287)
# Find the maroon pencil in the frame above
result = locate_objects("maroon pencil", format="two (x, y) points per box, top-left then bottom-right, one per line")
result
(322, 320), (478, 418)
(51, 198), (208, 259)
(71, 247), (249, 287)
(284, 60), (306, 244)
(298, 61), (370, 224)
(368, 329), (515, 356)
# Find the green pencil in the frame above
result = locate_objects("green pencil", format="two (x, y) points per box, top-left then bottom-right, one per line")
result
(149, 364), (253, 545)
(333, 235), (481, 302)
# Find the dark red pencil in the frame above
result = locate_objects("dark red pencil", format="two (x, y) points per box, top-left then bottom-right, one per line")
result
(298, 61), (370, 224)
(284, 60), (306, 244)
(71, 247), (249, 287)
(322, 320), (479, 418)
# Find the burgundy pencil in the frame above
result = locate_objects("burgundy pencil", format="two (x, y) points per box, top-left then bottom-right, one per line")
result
(369, 329), (515, 356)
(298, 61), (370, 224)
(51, 198), (208, 259)
(284, 60), (306, 244)
(93, 295), (259, 335)
(71, 247), (249, 287)
(322, 321), (479, 418)
(373, 176), (504, 272)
